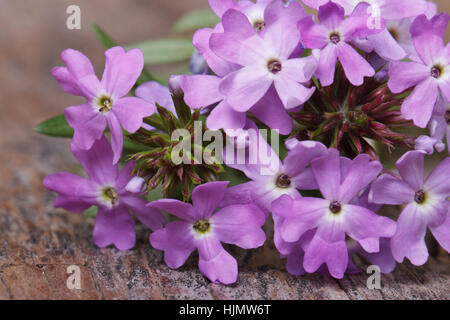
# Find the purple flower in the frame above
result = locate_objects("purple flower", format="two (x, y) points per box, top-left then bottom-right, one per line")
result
(299, 2), (382, 86)
(148, 181), (266, 284)
(43, 136), (165, 251)
(222, 137), (327, 216)
(388, 14), (450, 128)
(51, 47), (156, 163)
(369, 151), (450, 265)
(302, 0), (428, 61)
(272, 149), (396, 278)
(210, 16), (317, 111)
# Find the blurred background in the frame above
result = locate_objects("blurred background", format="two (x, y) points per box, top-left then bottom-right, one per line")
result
(0, 0), (449, 182)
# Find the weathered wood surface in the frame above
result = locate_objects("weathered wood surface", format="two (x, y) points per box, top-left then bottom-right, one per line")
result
(0, 0), (449, 300)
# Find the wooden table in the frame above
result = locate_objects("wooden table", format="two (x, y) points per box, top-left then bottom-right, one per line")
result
(0, 0), (449, 300)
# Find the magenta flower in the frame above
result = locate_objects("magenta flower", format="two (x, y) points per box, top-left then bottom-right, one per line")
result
(210, 16), (317, 111)
(299, 2), (382, 86)
(388, 14), (450, 128)
(43, 136), (165, 251)
(148, 181), (266, 284)
(272, 149), (396, 278)
(51, 47), (156, 163)
(302, 0), (428, 61)
(222, 138), (327, 216)
(369, 151), (450, 265)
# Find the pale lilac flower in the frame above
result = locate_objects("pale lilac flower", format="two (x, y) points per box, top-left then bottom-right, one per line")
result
(43, 136), (165, 251)
(369, 151), (450, 265)
(148, 181), (266, 284)
(221, 137), (327, 216)
(302, 0), (428, 61)
(51, 47), (155, 163)
(388, 14), (450, 128)
(272, 149), (396, 278)
(210, 18), (317, 111)
(299, 2), (381, 86)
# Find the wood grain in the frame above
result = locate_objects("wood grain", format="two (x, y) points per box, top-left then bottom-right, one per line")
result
(0, 0), (449, 300)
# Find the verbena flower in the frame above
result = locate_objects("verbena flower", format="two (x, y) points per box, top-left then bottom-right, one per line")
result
(272, 149), (396, 278)
(302, 0), (428, 60)
(222, 135), (327, 216)
(299, 2), (382, 87)
(43, 136), (165, 251)
(388, 13), (450, 128)
(51, 47), (155, 163)
(148, 181), (266, 284)
(369, 151), (450, 265)
(210, 18), (316, 111)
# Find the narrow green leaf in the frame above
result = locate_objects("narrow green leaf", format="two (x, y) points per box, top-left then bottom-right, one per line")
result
(34, 114), (73, 138)
(126, 39), (194, 64)
(93, 24), (118, 49)
(173, 9), (220, 32)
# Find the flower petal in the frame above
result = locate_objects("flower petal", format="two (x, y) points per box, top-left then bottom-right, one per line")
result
(70, 135), (118, 185)
(315, 44), (338, 87)
(64, 104), (107, 151)
(388, 61), (431, 93)
(150, 221), (196, 269)
(198, 248), (238, 284)
(147, 199), (194, 221)
(250, 86), (293, 135)
(93, 207), (135, 251)
(396, 151), (425, 191)
(121, 196), (165, 231)
(369, 174), (415, 205)
(430, 213), (450, 253)
(336, 42), (375, 86)
(211, 204), (266, 249)
(106, 113), (124, 164)
(303, 235), (348, 279)
(101, 47), (144, 98)
(424, 157), (450, 195)
(206, 100), (246, 130)
(113, 97), (155, 133)
(343, 204), (396, 252)
(311, 149), (341, 201)
(221, 67), (273, 112)
(391, 204), (429, 265)
(401, 77), (439, 128)
(274, 76), (315, 109)
(182, 75), (223, 109)
(338, 154), (382, 203)
(192, 181), (229, 219)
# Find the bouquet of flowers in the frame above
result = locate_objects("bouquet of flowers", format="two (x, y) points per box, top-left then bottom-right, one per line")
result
(37, 0), (449, 284)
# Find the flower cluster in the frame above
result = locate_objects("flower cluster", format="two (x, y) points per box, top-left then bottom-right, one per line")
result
(42, 0), (449, 284)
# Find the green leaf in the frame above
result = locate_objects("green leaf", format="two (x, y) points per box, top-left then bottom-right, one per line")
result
(126, 39), (194, 64)
(173, 9), (220, 33)
(93, 24), (118, 49)
(34, 114), (73, 138)
(83, 206), (98, 218)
